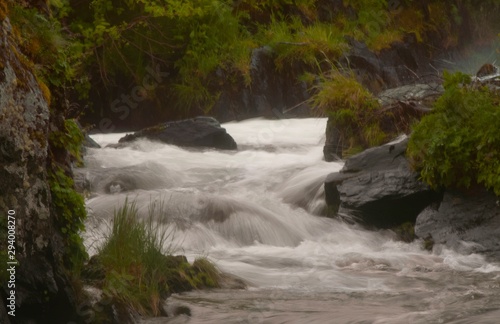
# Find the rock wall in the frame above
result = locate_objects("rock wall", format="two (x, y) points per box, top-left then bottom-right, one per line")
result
(345, 35), (437, 93)
(212, 46), (311, 122)
(0, 16), (78, 323)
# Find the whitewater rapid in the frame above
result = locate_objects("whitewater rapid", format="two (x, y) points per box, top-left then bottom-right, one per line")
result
(82, 118), (500, 323)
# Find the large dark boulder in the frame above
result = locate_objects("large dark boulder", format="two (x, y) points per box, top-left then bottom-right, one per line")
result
(415, 188), (500, 261)
(324, 138), (440, 228)
(118, 116), (237, 150)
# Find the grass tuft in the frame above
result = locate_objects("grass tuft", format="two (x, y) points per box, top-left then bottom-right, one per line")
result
(90, 198), (220, 316)
(311, 69), (388, 156)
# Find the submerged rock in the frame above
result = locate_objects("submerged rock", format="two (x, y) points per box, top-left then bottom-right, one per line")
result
(74, 161), (182, 194)
(415, 188), (500, 261)
(118, 116), (237, 150)
(324, 138), (439, 228)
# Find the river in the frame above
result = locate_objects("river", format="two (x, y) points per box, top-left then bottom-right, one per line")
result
(82, 118), (500, 323)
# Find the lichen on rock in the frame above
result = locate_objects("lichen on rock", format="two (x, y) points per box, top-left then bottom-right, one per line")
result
(0, 14), (80, 323)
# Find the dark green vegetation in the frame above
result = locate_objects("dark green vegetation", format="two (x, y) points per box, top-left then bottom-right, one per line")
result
(48, 164), (87, 271)
(5, 0), (89, 271)
(46, 116), (89, 316)
(7, 2), (84, 98)
(408, 72), (500, 196)
(312, 70), (390, 156)
(9, 0), (500, 121)
(83, 200), (220, 316)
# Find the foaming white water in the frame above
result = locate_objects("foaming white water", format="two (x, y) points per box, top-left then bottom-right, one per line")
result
(83, 117), (500, 322)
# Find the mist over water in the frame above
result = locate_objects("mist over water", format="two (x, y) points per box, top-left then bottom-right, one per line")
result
(435, 40), (500, 75)
(83, 118), (500, 323)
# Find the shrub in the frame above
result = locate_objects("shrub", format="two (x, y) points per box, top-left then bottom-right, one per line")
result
(339, 0), (401, 49)
(311, 70), (388, 156)
(8, 2), (85, 92)
(56, 0), (254, 112)
(407, 71), (500, 195)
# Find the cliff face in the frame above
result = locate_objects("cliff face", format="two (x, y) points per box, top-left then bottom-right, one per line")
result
(0, 14), (78, 323)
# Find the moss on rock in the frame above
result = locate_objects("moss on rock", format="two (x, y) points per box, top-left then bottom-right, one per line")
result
(392, 221), (416, 243)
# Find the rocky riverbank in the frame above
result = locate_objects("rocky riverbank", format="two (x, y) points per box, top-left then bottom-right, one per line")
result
(324, 136), (500, 261)
(324, 63), (500, 261)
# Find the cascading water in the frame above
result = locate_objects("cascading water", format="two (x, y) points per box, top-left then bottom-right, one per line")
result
(82, 118), (500, 323)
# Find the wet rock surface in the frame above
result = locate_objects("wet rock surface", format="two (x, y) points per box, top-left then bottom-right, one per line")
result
(476, 63), (498, 78)
(344, 36), (436, 92)
(377, 82), (443, 112)
(212, 46), (311, 122)
(0, 17), (78, 323)
(324, 138), (439, 228)
(117, 116), (237, 150)
(415, 188), (500, 261)
(473, 63), (500, 89)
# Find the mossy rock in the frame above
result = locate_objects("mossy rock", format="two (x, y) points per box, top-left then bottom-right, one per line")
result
(164, 256), (220, 293)
(423, 235), (434, 251)
(391, 221), (416, 243)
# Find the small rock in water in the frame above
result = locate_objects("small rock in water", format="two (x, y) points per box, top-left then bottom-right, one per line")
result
(108, 183), (122, 194)
(173, 305), (191, 317)
(162, 302), (192, 318)
(476, 63), (498, 78)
